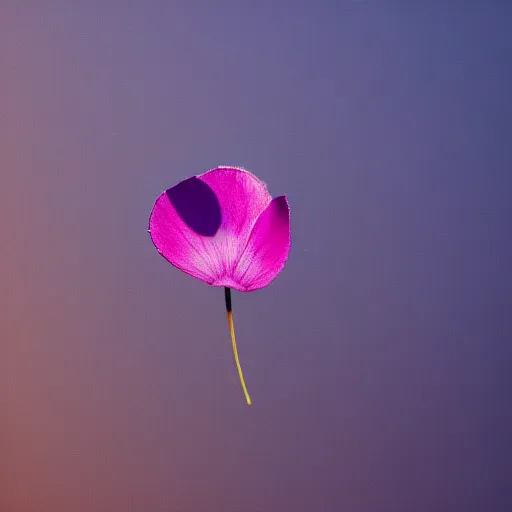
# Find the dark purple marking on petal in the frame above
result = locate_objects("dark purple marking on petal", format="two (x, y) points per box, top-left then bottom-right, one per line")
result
(165, 177), (221, 237)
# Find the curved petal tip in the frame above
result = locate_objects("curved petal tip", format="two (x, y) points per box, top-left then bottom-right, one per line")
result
(232, 195), (291, 292)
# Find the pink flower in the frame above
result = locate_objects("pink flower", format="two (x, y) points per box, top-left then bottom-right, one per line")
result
(149, 166), (290, 292)
(149, 166), (291, 404)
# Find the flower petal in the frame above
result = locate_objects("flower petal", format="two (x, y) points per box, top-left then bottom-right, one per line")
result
(149, 177), (222, 282)
(233, 196), (291, 291)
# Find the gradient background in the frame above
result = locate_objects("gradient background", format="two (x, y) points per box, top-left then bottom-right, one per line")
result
(3, 2), (512, 511)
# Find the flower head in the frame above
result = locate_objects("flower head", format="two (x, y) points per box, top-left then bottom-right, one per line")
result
(149, 166), (290, 291)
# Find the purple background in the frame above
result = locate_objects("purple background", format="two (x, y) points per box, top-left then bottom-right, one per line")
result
(3, 3), (512, 511)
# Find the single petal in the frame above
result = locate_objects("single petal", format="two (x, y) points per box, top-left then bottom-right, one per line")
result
(233, 196), (291, 291)
(149, 177), (222, 282)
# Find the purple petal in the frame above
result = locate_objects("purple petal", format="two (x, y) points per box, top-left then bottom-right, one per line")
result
(233, 196), (291, 291)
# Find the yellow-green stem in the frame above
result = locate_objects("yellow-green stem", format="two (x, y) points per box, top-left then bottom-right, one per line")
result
(225, 287), (251, 405)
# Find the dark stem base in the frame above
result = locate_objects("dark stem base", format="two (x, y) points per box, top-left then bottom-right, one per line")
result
(224, 287), (232, 312)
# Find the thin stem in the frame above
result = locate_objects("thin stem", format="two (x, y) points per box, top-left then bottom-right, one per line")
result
(224, 287), (252, 405)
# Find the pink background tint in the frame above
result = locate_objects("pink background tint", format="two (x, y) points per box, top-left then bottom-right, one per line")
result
(3, 3), (512, 512)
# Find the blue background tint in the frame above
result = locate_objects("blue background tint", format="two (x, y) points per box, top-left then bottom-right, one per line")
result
(3, 3), (512, 511)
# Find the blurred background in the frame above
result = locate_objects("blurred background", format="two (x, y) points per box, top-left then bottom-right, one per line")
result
(2, 2), (512, 511)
